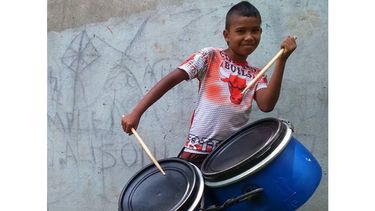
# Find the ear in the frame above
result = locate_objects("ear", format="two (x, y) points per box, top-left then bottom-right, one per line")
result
(260, 27), (263, 35)
(223, 29), (230, 43)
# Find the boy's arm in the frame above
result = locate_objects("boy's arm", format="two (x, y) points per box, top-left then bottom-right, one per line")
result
(254, 36), (297, 112)
(121, 68), (189, 134)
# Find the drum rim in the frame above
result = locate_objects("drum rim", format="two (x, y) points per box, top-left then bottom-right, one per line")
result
(118, 158), (202, 211)
(201, 117), (287, 181)
(204, 126), (292, 187)
(187, 163), (205, 211)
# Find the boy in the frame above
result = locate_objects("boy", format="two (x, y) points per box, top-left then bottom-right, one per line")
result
(121, 1), (296, 167)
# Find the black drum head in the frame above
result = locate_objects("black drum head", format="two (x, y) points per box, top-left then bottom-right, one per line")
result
(119, 158), (201, 211)
(201, 118), (287, 181)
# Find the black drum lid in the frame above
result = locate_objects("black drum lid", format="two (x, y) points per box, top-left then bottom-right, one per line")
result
(201, 118), (287, 181)
(118, 158), (201, 211)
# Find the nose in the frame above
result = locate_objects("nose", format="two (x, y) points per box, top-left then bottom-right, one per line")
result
(244, 32), (254, 41)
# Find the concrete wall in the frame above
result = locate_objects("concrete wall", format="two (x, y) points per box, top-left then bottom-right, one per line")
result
(47, 0), (328, 210)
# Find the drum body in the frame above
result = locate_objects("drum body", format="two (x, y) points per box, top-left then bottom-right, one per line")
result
(201, 118), (322, 211)
(118, 158), (204, 211)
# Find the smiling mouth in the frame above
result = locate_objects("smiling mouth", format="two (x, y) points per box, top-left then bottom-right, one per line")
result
(242, 44), (254, 48)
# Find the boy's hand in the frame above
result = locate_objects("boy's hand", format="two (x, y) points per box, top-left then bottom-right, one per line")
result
(280, 36), (297, 61)
(121, 112), (141, 135)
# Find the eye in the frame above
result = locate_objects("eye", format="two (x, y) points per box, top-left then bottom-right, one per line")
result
(251, 28), (261, 34)
(235, 29), (246, 34)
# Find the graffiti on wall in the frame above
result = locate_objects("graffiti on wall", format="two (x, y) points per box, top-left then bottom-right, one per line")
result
(48, 4), (327, 209)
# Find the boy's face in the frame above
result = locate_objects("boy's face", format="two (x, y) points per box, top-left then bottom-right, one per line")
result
(223, 15), (262, 61)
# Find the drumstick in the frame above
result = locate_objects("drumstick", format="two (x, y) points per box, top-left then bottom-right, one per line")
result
(241, 36), (297, 95)
(131, 128), (166, 176)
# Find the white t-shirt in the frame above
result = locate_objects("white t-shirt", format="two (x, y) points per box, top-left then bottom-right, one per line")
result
(178, 47), (268, 154)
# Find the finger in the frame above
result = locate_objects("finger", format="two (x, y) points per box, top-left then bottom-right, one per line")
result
(121, 115), (131, 133)
(290, 36), (297, 46)
(285, 37), (296, 48)
(122, 122), (126, 130)
(122, 124), (128, 133)
(125, 125), (132, 135)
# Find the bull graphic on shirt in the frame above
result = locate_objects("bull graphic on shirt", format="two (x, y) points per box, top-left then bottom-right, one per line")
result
(221, 74), (247, 104)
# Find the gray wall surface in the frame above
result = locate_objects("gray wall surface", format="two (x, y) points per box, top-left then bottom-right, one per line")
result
(48, 0), (328, 210)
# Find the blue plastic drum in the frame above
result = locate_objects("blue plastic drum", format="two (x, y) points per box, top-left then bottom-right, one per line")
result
(201, 118), (322, 211)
